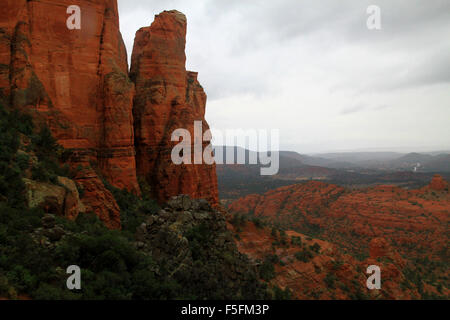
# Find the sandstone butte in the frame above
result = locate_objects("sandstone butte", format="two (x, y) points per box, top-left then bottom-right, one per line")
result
(130, 10), (218, 206)
(0, 1), (218, 228)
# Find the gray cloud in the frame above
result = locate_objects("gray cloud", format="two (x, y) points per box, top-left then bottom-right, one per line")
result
(118, 0), (450, 152)
(340, 104), (367, 115)
(119, 0), (450, 97)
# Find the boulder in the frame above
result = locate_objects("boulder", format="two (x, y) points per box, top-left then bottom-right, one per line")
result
(23, 179), (66, 216)
(23, 177), (86, 221)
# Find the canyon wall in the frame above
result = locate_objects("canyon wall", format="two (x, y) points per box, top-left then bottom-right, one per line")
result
(0, 2), (218, 227)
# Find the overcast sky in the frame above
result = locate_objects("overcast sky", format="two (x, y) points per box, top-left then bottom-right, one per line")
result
(118, 0), (450, 154)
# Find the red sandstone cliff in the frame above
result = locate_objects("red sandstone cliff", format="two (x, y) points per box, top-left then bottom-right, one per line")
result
(0, 3), (218, 227)
(130, 10), (218, 206)
(0, 0), (139, 228)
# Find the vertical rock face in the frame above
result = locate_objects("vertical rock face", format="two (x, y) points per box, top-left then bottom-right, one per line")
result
(0, 0), (140, 228)
(130, 10), (219, 206)
(0, 3), (218, 227)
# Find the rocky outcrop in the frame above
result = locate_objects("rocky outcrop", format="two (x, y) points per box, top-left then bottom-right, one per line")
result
(23, 176), (85, 220)
(33, 214), (67, 244)
(134, 195), (267, 299)
(57, 176), (86, 220)
(72, 167), (121, 229)
(130, 11), (219, 206)
(428, 174), (448, 191)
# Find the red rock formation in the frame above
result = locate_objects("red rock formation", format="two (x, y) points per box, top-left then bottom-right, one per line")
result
(73, 167), (121, 229)
(130, 10), (218, 206)
(428, 174), (448, 191)
(230, 221), (420, 299)
(1, 4), (219, 227)
(229, 176), (450, 297)
(0, 0), (140, 228)
(229, 178), (449, 257)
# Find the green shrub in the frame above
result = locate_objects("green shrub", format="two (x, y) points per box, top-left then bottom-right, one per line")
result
(273, 286), (292, 300)
(324, 273), (338, 289)
(310, 243), (321, 253)
(102, 179), (159, 234)
(291, 236), (302, 246)
(259, 257), (276, 281)
(231, 213), (247, 229)
(16, 152), (30, 171)
(251, 216), (265, 229)
(0, 103), (28, 207)
(295, 249), (314, 263)
(271, 227), (278, 238)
